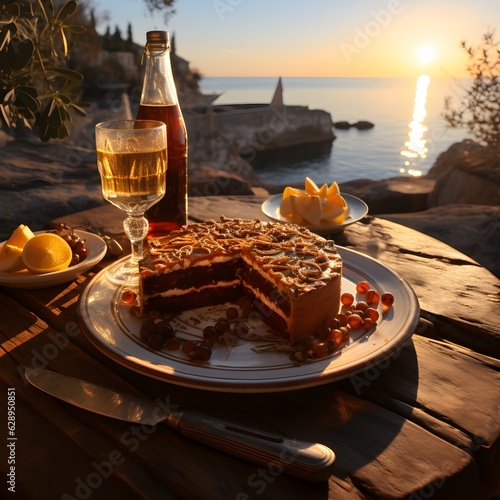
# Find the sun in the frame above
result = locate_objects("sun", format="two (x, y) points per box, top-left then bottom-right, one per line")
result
(417, 45), (436, 65)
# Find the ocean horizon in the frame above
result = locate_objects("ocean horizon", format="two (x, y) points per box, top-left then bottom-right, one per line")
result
(200, 76), (471, 185)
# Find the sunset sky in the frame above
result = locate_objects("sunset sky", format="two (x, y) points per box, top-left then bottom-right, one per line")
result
(96, 0), (500, 79)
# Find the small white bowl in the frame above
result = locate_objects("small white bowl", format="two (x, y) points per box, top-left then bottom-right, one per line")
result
(0, 230), (107, 289)
(261, 193), (368, 235)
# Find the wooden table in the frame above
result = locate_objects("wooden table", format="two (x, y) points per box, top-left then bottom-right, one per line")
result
(1, 196), (499, 499)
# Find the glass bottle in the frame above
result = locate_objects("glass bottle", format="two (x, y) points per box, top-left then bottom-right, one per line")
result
(136, 30), (188, 237)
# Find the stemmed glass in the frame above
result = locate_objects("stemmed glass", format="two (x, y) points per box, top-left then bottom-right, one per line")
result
(95, 120), (167, 284)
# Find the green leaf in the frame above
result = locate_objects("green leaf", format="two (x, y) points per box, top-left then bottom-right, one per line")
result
(10, 39), (34, 71)
(3, 4), (21, 16)
(57, 122), (69, 139)
(60, 27), (68, 55)
(55, 93), (71, 105)
(47, 103), (63, 128)
(0, 104), (12, 128)
(0, 28), (12, 52)
(0, 49), (11, 72)
(69, 102), (88, 116)
(4, 88), (15, 104)
(47, 98), (56, 118)
(56, 0), (77, 22)
(46, 67), (83, 81)
(16, 86), (39, 112)
(40, 0), (55, 19)
(63, 24), (86, 35)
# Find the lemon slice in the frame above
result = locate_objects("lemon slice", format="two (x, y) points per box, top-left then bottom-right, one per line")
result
(327, 181), (341, 198)
(0, 244), (26, 272)
(291, 194), (322, 225)
(320, 200), (344, 222)
(279, 187), (308, 217)
(22, 233), (73, 274)
(304, 177), (321, 196)
(325, 207), (349, 225)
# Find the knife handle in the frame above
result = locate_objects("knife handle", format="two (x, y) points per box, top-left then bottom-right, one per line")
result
(166, 409), (335, 482)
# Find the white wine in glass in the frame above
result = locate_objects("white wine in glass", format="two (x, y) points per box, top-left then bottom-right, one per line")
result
(95, 120), (167, 284)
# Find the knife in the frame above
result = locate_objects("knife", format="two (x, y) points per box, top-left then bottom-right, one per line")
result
(24, 367), (335, 482)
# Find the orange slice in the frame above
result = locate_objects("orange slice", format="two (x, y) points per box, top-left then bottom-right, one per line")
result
(22, 233), (72, 274)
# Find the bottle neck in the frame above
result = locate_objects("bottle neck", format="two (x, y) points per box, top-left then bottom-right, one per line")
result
(140, 48), (179, 106)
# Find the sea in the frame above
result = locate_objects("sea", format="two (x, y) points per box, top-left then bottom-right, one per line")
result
(199, 76), (471, 185)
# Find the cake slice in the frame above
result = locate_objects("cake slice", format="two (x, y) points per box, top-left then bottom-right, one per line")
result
(139, 217), (342, 342)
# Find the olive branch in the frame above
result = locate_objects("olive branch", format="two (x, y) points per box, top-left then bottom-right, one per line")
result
(0, 0), (87, 141)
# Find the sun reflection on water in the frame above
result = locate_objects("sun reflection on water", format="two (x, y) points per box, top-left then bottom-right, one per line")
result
(400, 74), (430, 177)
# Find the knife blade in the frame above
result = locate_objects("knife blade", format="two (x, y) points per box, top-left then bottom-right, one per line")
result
(24, 367), (335, 482)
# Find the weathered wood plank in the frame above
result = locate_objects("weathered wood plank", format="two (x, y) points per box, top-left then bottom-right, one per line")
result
(339, 335), (500, 497)
(0, 294), (176, 499)
(335, 216), (500, 356)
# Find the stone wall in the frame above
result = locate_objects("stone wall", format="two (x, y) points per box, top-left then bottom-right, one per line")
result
(192, 105), (335, 157)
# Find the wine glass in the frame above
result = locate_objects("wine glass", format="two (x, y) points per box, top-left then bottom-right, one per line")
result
(95, 119), (167, 284)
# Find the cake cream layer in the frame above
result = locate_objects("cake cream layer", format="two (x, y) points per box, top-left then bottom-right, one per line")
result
(146, 279), (241, 299)
(143, 284), (243, 313)
(141, 259), (242, 296)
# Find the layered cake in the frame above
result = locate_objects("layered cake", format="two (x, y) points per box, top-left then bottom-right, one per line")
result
(139, 217), (342, 342)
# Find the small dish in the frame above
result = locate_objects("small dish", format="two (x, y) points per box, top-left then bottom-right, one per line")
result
(261, 193), (368, 234)
(0, 230), (107, 289)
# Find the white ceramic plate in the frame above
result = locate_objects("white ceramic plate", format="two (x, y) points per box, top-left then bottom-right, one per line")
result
(79, 246), (419, 393)
(0, 230), (107, 289)
(261, 193), (368, 234)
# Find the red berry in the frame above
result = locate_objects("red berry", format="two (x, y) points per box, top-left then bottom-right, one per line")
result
(316, 325), (331, 340)
(191, 345), (212, 362)
(363, 317), (374, 331)
(356, 281), (370, 294)
(347, 313), (363, 330)
(365, 307), (380, 322)
(203, 325), (219, 344)
(147, 334), (165, 350)
(336, 313), (349, 327)
(365, 289), (380, 306)
(182, 340), (197, 356)
(140, 319), (156, 342)
(339, 327), (350, 343)
(165, 337), (181, 351)
(226, 306), (239, 321)
(215, 319), (230, 333)
(312, 340), (329, 359)
(381, 292), (395, 312)
(330, 329), (343, 346)
(155, 321), (175, 339)
(341, 292), (354, 307)
(121, 290), (137, 304)
(355, 301), (368, 312)
(327, 317), (341, 330)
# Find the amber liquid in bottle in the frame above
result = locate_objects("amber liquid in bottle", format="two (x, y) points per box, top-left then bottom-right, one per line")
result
(137, 104), (188, 237)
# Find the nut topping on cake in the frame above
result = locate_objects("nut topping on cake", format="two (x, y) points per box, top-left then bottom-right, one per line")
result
(139, 216), (342, 342)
